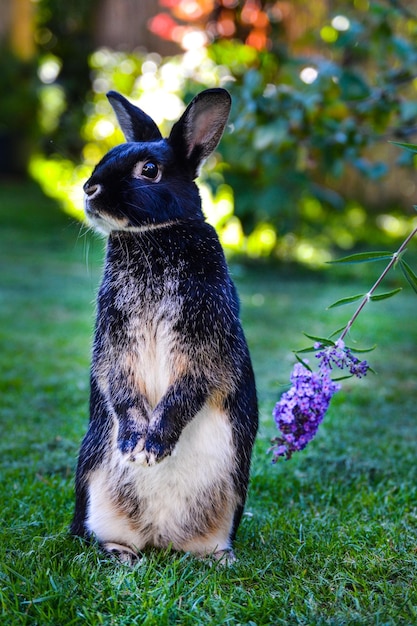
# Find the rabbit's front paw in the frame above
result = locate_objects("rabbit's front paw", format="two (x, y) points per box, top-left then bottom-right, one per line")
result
(117, 408), (150, 463)
(141, 430), (175, 466)
(117, 423), (148, 464)
(120, 431), (173, 467)
(118, 431), (147, 465)
(118, 430), (144, 455)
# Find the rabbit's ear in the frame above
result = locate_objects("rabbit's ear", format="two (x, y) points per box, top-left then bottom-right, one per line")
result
(168, 88), (231, 178)
(107, 91), (162, 143)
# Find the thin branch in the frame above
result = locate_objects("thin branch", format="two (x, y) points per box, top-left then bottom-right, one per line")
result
(340, 226), (417, 341)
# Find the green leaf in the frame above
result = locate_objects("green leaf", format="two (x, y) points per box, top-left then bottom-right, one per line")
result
(294, 353), (312, 371)
(328, 326), (347, 339)
(370, 288), (402, 301)
(347, 345), (376, 354)
(302, 333), (335, 347)
(339, 70), (371, 100)
(294, 346), (317, 354)
(327, 294), (365, 309)
(390, 140), (417, 154)
(399, 259), (417, 295)
(328, 251), (392, 264)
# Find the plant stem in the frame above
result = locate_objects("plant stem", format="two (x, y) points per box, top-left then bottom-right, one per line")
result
(339, 225), (417, 341)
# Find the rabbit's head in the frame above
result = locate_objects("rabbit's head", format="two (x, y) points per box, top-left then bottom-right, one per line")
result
(83, 88), (231, 234)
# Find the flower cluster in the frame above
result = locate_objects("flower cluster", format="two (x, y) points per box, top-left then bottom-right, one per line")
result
(271, 362), (341, 461)
(270, 341), (369, 461)
(314, 339), (369, 378)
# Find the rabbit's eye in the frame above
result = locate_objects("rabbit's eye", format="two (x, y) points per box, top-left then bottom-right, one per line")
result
(142, 162), (159, 179)
(133, 160), (161, 182)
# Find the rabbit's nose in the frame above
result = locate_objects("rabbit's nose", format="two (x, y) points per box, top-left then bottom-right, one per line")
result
(84, 182), (102, 198)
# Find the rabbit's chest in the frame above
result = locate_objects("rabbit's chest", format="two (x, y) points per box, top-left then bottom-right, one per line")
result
(107, 280), (184, 407)
(130, 313), (177, 405)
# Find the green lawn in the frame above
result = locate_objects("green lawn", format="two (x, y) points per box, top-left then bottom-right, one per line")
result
(1, 180), (417, 625)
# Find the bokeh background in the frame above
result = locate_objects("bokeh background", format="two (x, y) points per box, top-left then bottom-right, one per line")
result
(2, 0), (417, 265)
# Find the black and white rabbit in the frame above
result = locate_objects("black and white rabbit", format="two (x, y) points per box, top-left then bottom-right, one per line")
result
(71, 88), (258, 563)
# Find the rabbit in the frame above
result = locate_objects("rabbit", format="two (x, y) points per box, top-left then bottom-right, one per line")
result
(71, 88), (258, 564)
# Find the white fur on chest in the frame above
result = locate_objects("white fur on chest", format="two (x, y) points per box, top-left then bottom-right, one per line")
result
(131, 316), (175, 407)
(110, 277), (183, 407)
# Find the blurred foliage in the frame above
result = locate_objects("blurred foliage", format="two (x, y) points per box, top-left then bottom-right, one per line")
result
(210, 2), (417, 239)
(0, 48), (40, 173)
(35, 0), (98, 158)
(0, 48), (39, 133)
(28, 0), (417, 264)
(148, 0), (273, 50)
(0, 0), (96, 171)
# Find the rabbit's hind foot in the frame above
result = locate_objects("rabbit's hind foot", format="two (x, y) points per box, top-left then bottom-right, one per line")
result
(210, 548), (236, 566)
(102, 542), (142, 566)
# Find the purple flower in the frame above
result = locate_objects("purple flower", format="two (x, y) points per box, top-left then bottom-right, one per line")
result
(270, 341), (369, 461)
(271, 363), (340, 461)
(315, 339), (369, 378)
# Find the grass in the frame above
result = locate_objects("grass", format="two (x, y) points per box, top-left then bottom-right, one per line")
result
(1, 179), (417, 625)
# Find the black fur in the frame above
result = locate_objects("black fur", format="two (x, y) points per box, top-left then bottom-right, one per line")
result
(71, 89), (258, 561)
